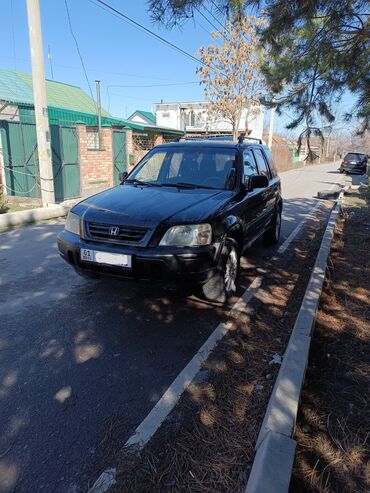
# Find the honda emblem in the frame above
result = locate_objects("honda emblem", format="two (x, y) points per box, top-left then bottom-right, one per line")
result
(109, 226), (119, 236)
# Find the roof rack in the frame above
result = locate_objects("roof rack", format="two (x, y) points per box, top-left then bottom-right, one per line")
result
(177, 133), (263, 144)
(237, 133), (263, 144)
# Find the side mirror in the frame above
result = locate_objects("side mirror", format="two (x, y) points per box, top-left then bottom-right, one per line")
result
(119, 171), (128, 183)
(247, 174), (269, 191)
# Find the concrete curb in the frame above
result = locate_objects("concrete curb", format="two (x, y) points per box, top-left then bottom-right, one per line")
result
(245, 201), (341, 493)
(0, 205), (70, 230)
(245, 432), (296, 493)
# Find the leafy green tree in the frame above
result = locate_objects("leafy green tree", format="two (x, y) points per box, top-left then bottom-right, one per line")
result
(148, 0), (369, 156)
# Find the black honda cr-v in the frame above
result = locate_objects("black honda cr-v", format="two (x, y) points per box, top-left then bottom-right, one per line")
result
(57, 138), (283, 302)
(339, 152), (368, 175)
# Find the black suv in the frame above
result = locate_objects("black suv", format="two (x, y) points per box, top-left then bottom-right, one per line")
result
(340, 152), (368, 174)
(57, 139), (282, 302)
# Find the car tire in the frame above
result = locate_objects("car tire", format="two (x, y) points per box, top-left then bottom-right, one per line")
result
(263, 209), (282, 245)
(201, 238), (240, 303)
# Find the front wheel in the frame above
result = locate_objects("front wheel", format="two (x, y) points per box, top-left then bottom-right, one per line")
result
(201, 238), (240, 303)
(263, 210), (282, 245)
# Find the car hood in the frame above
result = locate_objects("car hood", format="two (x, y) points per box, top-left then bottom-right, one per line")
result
(74, 184), (232, 228)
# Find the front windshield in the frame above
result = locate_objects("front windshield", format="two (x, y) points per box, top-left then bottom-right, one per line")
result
(128, 147), (238, 190)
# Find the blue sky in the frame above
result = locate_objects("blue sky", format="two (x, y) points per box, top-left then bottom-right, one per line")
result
(1, 0), (212, 117)
(0, 0), (356, 134)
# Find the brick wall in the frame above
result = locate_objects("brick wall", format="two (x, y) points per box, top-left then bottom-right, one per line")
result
(77, 125), (114, 196)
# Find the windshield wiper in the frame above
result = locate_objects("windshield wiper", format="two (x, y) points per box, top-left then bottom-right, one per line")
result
(163, 182), (216, 190)
(126, 179), (161, 187)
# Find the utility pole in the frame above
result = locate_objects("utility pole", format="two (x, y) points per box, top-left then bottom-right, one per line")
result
(268, 107), (275, 149)
(95, 80), (102, 149)
(26, 0), (54, 205)
(326, 128), (331, 158)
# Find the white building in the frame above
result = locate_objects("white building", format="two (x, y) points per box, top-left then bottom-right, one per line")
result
(155, 101), (264, 139)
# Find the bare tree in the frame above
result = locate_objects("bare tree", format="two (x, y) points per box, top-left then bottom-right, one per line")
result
(196, 16), (267, 140)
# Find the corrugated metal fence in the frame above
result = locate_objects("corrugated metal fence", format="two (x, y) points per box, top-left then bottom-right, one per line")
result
(0, 120), (80, 201)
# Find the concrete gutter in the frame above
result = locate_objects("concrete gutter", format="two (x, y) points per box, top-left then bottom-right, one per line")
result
(245, 200), (341, 493)
(0, 204), (70, 230)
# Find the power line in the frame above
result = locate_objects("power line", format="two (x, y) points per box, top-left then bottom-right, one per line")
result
(203, 4), (225, 30)
(194, 6), (220, 32)
(88, 0), (205, 67)
(209, 0), (230, 24)
(107, 81), (198, 89)
(193, 17), (212, 36)
(106, 82), (199, 112)
(64, 0), (95, 104)
(88, 0), (234, 92)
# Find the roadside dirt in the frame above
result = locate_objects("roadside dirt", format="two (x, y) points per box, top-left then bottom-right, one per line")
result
(90, 202), (335, 493)
(290, 188), (370, 493)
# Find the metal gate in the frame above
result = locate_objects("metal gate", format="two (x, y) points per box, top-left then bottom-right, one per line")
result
(0, 121), (40, 198)
(51, 125), (80, 202)
(0, 121), (80, 201)
(113, 130), (127, 185)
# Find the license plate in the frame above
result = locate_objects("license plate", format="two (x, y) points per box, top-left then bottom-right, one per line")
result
(80, 248), (131, 268)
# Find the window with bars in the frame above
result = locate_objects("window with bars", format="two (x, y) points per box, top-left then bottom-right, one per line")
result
(86, 128), (100, 150)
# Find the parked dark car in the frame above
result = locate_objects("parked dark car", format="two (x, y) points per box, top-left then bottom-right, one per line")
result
(340, 152), (368, 174)
(57, 139), (283, 302)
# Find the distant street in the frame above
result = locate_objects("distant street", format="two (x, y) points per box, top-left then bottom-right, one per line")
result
(0, 163), (345, 493)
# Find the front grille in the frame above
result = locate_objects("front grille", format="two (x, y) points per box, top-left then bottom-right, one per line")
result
(86, 222), (148, 244)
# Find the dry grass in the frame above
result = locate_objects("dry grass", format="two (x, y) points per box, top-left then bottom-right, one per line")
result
(92, 205), (335, 493)
(290, 188), (370, 493)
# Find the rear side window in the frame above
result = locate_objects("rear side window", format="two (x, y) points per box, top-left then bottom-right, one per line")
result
(243, 149), (258, 176)
(262, 147), (278, 176)
(253, 148), (271, 178)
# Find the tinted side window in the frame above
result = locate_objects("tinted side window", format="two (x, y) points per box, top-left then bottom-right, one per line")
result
(262, 147), (278, 177)
(243, 149), (258, 177)
(253, 148), (271, 178)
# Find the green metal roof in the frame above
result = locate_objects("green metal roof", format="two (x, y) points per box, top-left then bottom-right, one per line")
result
(18, 104), (126, 127)
(0, 68), (34, 105)
(128, 110), (156, 124)
(0, 68), (110, 116)
(0, 68), (182, 135)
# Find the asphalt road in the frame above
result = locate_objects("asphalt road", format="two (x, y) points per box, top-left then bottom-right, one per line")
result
(0, 163), (347, 493)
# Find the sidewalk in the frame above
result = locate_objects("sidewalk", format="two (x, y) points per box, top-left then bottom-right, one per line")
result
(290, 185), (370, 492)
(0, 203), (70, 230)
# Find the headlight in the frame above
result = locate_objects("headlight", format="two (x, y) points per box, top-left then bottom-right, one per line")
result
(65, 211), (80, 235)
(159, 224), (212, 246)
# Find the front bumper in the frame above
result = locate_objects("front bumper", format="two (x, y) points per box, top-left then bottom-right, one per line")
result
(57, 230), (221, 284)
